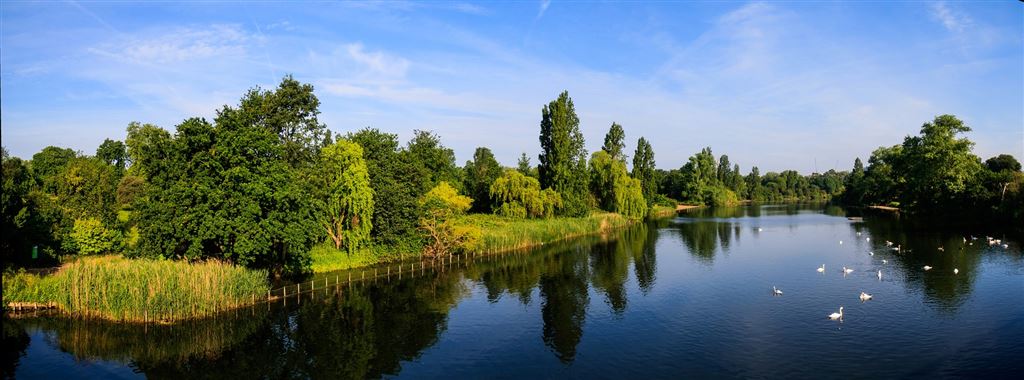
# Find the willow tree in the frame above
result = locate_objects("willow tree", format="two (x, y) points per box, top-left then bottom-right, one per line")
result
(316, 139), (374, 254)
(590, 150), (646, 219)
(538, 91), (589, 217)
(490, 169), (561, 219)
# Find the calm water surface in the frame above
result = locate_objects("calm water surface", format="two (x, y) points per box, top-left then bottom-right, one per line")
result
(4, 205), (1023, 379)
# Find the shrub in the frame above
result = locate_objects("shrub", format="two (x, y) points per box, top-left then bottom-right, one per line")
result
(69, 218), (123, 255)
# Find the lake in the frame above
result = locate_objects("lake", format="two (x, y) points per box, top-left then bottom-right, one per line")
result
(4, 204), (1023, 379)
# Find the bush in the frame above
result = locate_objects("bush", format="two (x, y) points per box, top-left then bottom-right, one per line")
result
(69, 218), (123, 255)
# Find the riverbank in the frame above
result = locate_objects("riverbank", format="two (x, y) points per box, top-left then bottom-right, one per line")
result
(310, 212), (642, 273)
(3, 256), (268, 322)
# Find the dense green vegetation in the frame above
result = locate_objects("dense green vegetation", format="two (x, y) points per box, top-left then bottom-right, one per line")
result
(3, 256), (267, 321)
(2, 75), (1019, 290)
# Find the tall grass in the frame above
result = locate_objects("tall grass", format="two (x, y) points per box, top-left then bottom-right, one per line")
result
(310, 239), (422, 273)
(457, 212), (634, 253)
(3, 256), (268, 322)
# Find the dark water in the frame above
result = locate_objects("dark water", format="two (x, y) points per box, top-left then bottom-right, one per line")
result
(4, 205), (1023, 379)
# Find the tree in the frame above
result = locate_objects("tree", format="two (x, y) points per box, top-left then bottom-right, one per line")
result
(419, 182), (479, 257)
(842, 158), (866, 204)
(96, 139), (128, 174)
(68, 218), (123, 255)
(235, 75), (330, 168)
(2, 148), (45, 265)
(30, 146), (77, 191)
(314, 139), (374, 254)
(464, 147), (503, 213)
(896, 114), (981, 209)
(346, 128), (429, 244)
(407, 130), (462, 191)
(133, 79), (322, 274)
(985, 154), (1021, 173)
(717, 155), (732, 183)
(54, 157), (120, 225)
(116, 175), (145, 209)
(490, 169), (561, 218)
(745, 167), (763, 202)
(601, 122), (627, 162)
(538, 91), (590, 217)
(589, 151), (646, 219)
(631, 137), (657, 204)
(517, 153), (535, 178)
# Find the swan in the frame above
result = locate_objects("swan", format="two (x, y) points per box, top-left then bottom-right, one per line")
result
(953, 268), (959, 275)
(843, 266), (854, 274)
(860, 292), (873, 301)
(882, 259), (887, 264)
(773, 286), (783, 296)
(828, 306), (844, 320)
(857, 232), (862, 236)
(886, 241), (893, 246)
(866, 237), (870, 242)
(757, 227), (763, 232)
(923, 265), (933, 271)
(839, 240), (843, 245)
(938, 246), (944, 252)
(877, 270), (882, 280)
(869, 251), (874, 256)
(817, 264), (825, 273)
(1002, 243), (1009, 249)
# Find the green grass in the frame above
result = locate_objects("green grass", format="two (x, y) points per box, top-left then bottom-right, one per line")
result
(3, 256), (268, 322)
(649, 205), (677, 218)
(310, 239), (423, 273)
(456, 212), (634, 253)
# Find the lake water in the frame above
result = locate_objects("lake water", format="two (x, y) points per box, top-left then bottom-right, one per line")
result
(4, 205), (1023, 379)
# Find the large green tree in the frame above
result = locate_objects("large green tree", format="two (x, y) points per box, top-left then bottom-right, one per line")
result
(30, 146), (77, 191)
(132, 77), (322, 274)
(896, 114), (981, 209)
(314, 139), (374, 254)
(490, 169), (561, 219)
(407, 130), (462, 191)
(463, 147), (502, 212)
(538, 91), (589, 217)
(236, 75), (330, 168)
(589, 150), (646, 219)
(345, 128), (430, 244)
(631, 137), (657, 204)
(96, 139), (128, 174)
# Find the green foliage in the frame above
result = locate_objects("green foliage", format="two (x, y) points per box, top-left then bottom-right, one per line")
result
(313, 139), (374, 254)
(419, 182), (479, 257)
(455, 212), (632, 253)
(55, 157), (120, 225)
(985, 154), (1021, 173)
(490, 169), (562, 219)
(236, 75), (330, 168)
(2, 256), (268, 322)
(407, 130), (462, 191)
(124, 122), (170, 177)
(517, 152), (536, 178)
(69, 218), (124, 255)
(538, 91), (590, 217)
(30, 146), (77, 190)
(2, 148), (51, 266)
(96, 139), (128, 174)
(116, 175), (145, 209)
(601, 122), (627, 162)
(345, 128), (429, 244)
(897, 114), (981, 209)
(132, 77), (322, 275)
(631, 137), (657, 204)
(589, 151), (647, 219)
(464, 147), (503, 212)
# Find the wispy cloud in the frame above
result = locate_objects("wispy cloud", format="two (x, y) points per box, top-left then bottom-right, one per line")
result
(537, 0), (551, 20)
(90, 25), (250, 64)
(931, 2), (970, 33)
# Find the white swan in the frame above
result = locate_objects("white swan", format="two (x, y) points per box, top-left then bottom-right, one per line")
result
(839, 240), (843, 245)
(866, 237), (870, 242)
(757, 227), (763, 232)
(843, 266), (854, 274)
(953, 268), (959, 275)
(882, 259), (887, 264)
(923, 265), (933, 271)
(860, 292), (873, 301)
(828, 306), (844, 320)
(869, 251), (874, 256)
(877, 270), (882, 280)
(817, 264), (825, 273)
(773, 286), (783, 296)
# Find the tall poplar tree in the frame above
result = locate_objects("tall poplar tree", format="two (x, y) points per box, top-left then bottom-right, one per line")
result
(538, 91), (589, 217)
(631, 137), (657, 204)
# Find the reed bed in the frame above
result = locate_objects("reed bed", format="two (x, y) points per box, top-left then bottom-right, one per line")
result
(3, 256), (268, 322)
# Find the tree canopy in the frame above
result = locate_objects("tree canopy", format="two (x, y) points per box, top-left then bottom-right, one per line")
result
(538, 91), (589, 217)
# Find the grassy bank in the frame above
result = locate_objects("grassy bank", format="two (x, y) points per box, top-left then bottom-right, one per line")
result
(457, 212), (633, 253)
(310, 212), (640, 273)
(3, 256), (268, 322)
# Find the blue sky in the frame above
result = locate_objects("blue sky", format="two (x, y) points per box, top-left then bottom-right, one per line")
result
(1, 1), (1021, 173)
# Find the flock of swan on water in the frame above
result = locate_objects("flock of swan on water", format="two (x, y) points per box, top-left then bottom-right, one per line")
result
(769, 231), (1012, 322)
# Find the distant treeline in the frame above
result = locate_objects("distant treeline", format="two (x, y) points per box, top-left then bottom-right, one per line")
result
(3, 76), (1020, 273)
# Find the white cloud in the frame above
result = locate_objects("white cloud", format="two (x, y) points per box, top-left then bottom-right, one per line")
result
(538, 0), (551, 19)
(93, 25), (250, 65)
(931, 2), (970, 33)
(344, 43), (411, 78)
